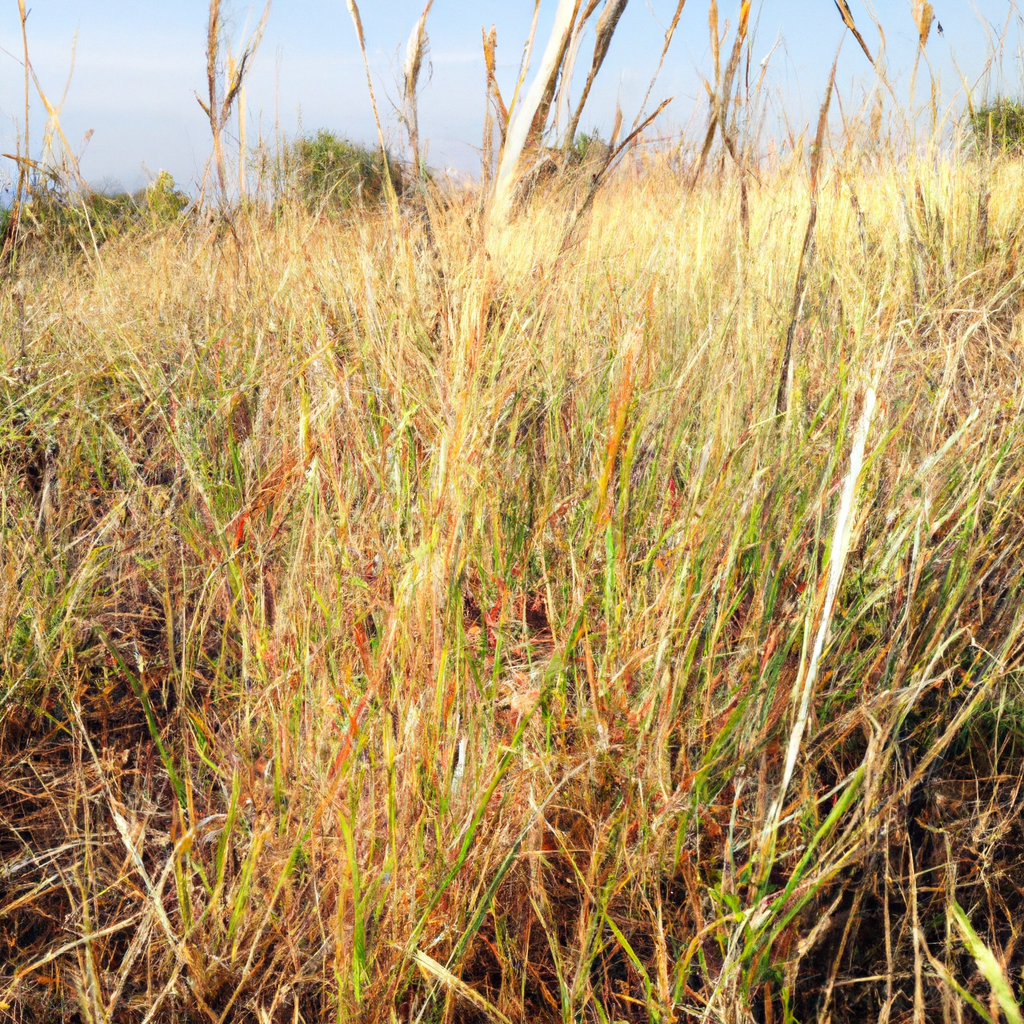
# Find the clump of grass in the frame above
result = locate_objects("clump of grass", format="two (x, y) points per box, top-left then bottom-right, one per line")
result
(3, 119), (1024, 1024)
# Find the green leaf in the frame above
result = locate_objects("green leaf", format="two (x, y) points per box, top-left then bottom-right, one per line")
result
(950, 901), (1022, 1024)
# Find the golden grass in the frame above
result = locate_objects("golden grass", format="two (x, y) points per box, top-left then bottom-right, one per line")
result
(3, 150), (1024, 1022)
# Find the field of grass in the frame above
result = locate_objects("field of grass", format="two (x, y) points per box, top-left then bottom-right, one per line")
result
(3, 143), (1024, 1023)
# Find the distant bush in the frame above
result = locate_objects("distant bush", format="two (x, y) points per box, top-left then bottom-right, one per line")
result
(969, 100), (1024, 154)
(20, 173), (118, 249)
(142, 171), (190, 223)
(17, 170), (190, 250)
(285, 130), (402, 212)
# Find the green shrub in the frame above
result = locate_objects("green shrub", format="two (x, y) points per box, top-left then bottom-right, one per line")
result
(970, 99), (1024, 154)
(18, 173), (103, 249)
(83, 186), (140, 233)
(141, 171), (190, 223)
(17, 170), (189, 251)
(286, 130), (402, 211)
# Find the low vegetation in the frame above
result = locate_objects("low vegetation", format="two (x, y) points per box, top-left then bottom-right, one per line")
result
(3, 128), (1024, 1024)
(970, 99), (1024, 154)
(9, 170), (191, 254)
(284, 131), (402, 212)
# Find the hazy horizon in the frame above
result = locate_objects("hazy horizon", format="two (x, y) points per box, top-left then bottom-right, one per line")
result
(1, 0), (1021, 195)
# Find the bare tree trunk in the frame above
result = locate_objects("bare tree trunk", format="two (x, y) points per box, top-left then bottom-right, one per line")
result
(489, 0), (581, 227)
(564, 0), (629, 146)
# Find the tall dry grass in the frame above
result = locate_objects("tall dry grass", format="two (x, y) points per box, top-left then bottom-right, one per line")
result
(3, 143), (1024, 1023)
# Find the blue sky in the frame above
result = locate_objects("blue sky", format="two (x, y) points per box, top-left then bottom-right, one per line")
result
(0, 1), (1021, 193)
